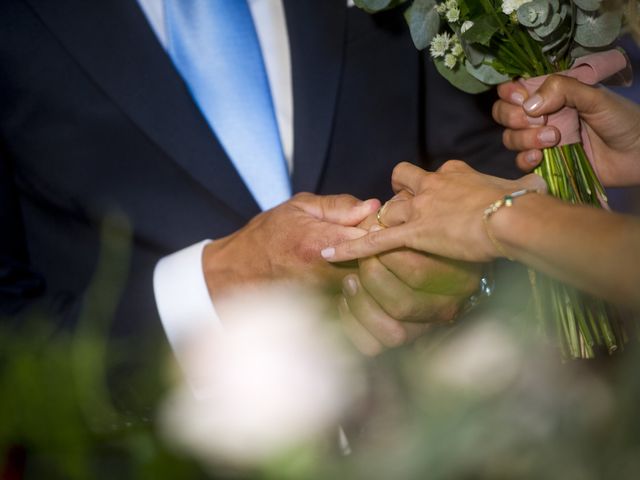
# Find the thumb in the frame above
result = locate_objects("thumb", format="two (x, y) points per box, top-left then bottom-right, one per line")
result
(297, 194), (381, 226)
(523, 75), (601, 118)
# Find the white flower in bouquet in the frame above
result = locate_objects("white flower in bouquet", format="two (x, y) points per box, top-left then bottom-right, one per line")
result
(446, 6), (460, 23)
(429, 31), (451, 58)
(159, 285), (363, 467)
(444, 53), (458, 69)
(450, 39), (464, 58)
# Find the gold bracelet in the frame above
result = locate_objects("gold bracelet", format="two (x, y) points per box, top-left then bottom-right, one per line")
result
(482, 188), (542, 261)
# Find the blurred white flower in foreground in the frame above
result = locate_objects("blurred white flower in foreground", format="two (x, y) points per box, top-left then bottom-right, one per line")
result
(159, 285), (362, 467)
(425, 320), (522, 395)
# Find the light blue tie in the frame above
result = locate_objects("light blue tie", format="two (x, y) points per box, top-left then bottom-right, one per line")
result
(164, 0), (291, 211)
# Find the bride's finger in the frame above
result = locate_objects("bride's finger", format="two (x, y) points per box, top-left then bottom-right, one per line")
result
(377, 196), (411, 227)
(391, 162), (431, 194)
(502, 126), (560, 152)
(492, 100), (541, 129)
(321, 224), (412, 262)
(497, 81), (528, 105)
(515, 149), (543, 171)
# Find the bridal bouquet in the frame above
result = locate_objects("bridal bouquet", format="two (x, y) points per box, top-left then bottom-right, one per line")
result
(355, 0), (636, 358)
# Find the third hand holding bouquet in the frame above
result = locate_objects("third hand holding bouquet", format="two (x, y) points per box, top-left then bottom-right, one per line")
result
(352, 0), (638, 358)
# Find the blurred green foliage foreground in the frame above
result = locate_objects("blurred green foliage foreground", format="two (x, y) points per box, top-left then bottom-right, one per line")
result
(1, 213), (640, 479)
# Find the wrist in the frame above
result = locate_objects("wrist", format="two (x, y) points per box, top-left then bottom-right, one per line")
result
(202, 235), (241, 303)
(483, 189), (544, 260)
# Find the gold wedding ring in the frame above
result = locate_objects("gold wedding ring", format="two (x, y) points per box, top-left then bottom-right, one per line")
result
(376, 201), (391, 229)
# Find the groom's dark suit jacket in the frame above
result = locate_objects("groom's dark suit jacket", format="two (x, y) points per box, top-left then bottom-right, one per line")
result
(0, 0), (517, 343)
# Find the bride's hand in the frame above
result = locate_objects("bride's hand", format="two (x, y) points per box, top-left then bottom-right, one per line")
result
(493, 75), (640, 187)
(321, 161), (545, 263)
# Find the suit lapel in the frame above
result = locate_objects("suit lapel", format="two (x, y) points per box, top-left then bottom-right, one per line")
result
(24, 0), (261, 220)
(284, 0), (347, 194)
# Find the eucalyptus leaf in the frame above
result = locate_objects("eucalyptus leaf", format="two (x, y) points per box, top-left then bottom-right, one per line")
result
(434, 58), (491, 94)
(573, 0), (602, 11)
(517, 0), (552, 28)
(570, 45), (594, 59)
(533, 12), (564, 37)
(541, 31), (571, 52)
(465, 60), (511, 84)
(404, 0), (439, 50)
(461, 14), (500, 46)
(353, 0), (395, 13)
(575, 10), (622, 47)
(462, 40), (487, 66)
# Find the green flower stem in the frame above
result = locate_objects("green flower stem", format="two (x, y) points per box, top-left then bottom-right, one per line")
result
(534, 143), (625, 358)
(515, 29), (545, 75)
(497, 42), (534, 73)
(480, 0), (535, 71)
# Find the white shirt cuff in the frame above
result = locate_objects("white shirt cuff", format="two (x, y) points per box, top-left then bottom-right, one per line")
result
(153, 240), (224, 362)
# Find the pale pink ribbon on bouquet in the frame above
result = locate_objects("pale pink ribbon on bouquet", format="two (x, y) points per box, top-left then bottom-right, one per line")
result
(519, 49), (632, 179)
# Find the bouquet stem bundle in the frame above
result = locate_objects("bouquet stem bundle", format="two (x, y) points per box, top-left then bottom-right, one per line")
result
(533, 143), (626, 358)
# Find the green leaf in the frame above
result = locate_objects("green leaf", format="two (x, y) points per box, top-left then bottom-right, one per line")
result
(434, 58), (491, 94)
(462, 41), (487, 66)
(517, 0), (552, 28)
(575, 10), (622, 48)
(573, 0), (602, 11)
(465, 60), (510, 85)
(353, 0), (406, 13)
(403, 0), (440, 50)
(461, 14), (500, 46)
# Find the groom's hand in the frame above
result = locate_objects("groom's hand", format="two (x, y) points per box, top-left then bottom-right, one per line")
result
(338, 213), (481, 356)
(202, 193), (380, 302)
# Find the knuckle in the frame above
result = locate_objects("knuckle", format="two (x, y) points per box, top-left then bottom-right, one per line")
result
(294, 239), (317, 264)
(439, 159), (466, 173)
(507, 107), (523, 127)
(387, 299), (414, 322)
(391, 162), (411, 182)
(391, 164), (403, 185)
(544, 74), (564, 93)
(491, 101), (502, 123)
(381, 323), (408, 348)
(502, 129), (516, 150)
(293, 192), (310, 200)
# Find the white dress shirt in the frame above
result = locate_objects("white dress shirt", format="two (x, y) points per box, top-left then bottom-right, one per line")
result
(138, 0), (294, 360)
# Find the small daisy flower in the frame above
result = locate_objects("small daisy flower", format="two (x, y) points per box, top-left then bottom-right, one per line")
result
(429, 32), (452, 59)
(444, 53), (458, 70)
(436, 2), (447, 15)
(451, 40), (464, 57)
(445, 0), (458, 10)
(446, 7), (460, 23)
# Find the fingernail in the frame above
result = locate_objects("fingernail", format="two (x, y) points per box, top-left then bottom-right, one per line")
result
(526, 150), (542, 165)
(321, 247), (335, 259)
(527, 115), (545, 126)
(343, 276), (358, 297)
(523, 94), (544, 113)
(369, 225), (383, 232)
(538, 128), (558, 145)
(511, 91), (525, 105)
